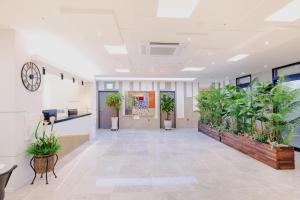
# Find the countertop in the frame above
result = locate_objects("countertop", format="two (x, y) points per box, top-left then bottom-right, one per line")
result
(54, 113), (92, 124)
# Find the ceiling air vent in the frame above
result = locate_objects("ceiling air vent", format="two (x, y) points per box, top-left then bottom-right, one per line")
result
(140, 42), (185, 56)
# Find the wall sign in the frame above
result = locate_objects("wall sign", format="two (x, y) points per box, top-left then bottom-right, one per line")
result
(21, 62), (41, 92)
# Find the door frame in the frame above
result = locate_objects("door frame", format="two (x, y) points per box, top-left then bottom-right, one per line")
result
(160, 91), (176, 129)
(98, 90), (120, 129)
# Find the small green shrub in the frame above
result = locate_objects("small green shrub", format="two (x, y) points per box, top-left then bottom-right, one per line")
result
(254, 134), (268, 144)
(27, 133), (61, 156)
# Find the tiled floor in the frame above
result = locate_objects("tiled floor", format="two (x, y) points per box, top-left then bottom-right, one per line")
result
(7, 129), (300, 200)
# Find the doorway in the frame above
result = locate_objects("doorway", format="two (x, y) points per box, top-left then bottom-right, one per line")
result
(160, 91), (176, 129)
(98, 91), (119, 129)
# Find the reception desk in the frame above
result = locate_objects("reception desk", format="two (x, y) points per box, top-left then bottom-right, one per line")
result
(49, 113), (93, 158)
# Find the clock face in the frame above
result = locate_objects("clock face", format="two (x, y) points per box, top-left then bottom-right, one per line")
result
(21, 62), (41, 92)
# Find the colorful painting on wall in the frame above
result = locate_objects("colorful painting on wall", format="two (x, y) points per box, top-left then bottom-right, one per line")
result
(125, 91), (156, 116)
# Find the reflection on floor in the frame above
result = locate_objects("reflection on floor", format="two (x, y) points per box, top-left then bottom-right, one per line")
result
(7, 129), (300, 200)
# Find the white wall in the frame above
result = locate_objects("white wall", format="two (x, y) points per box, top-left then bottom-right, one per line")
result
(0, 29), (43, 191)
(0, 29), (95, 191)
(252, 70), (272, 82)
(97, 80), (201, 128)
(43, 74), (92, 113)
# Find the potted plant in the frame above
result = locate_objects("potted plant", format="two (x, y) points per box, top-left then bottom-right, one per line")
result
(160, 93), (175, 130)
(26, 116), (61, 184)
(106, 92), (123, 131)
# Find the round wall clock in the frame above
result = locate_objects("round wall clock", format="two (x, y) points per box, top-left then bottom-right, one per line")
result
(21, 62), (41, 92)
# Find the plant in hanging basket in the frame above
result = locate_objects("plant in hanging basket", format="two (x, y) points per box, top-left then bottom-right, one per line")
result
(26, 116), (61, 174)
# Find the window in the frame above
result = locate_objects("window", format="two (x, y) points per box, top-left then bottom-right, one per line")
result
(272, 62), (300, 84)
(236, 75), (251, 89)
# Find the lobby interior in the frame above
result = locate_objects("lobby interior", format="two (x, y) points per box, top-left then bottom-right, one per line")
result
(1, 0), (300, 199)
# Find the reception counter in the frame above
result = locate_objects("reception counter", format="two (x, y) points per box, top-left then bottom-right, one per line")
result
(48, 113), (93, 158)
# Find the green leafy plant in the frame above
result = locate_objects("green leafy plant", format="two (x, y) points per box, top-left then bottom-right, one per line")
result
(196, 78), (300, 146)
(160, 93), (175, 120)
(106, 92), (123, 117)
(26, 116), (61, 156)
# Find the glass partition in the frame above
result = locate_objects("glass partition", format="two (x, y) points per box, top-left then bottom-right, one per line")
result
(273, 62), (300, 150)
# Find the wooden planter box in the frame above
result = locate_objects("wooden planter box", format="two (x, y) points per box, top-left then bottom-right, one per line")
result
(221, 132), (295, 170)
(198, 121), (221, 141)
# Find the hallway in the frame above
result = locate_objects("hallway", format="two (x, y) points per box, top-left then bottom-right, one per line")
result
(7, 129), (300, 200)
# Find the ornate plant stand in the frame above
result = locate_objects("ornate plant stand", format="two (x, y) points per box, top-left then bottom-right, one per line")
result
(30, 154), (58, 184)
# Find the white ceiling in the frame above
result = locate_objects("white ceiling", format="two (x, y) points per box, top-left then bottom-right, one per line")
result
(1, 0), (300, 83)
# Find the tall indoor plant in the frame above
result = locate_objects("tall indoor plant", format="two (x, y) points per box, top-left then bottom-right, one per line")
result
(160, 93), (176, 130)
(106, 92), (123, 131)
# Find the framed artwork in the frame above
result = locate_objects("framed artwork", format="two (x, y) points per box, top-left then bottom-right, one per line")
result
(125, 91), (156, 116)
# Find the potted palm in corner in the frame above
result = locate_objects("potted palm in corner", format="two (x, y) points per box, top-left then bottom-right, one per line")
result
(106, 92), (123, 131)
(161, 93), (175, 130)
(26, 116), (61, 184)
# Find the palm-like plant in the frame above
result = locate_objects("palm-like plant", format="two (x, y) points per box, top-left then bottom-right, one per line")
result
(160, 93), (175, 120)
(196, 78), (300, 146)
(106, 93), (123, 117)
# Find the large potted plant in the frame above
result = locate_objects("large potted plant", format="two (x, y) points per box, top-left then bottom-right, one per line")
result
(26, 116), (61, 184)
(106, 92), (123, 131)
(160, 93), (175, 130)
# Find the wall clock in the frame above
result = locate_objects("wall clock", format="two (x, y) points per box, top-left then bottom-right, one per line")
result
(21, 62), (41, 92)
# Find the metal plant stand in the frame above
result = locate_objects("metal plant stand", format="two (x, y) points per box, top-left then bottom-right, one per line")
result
(30, 154), (58, 184)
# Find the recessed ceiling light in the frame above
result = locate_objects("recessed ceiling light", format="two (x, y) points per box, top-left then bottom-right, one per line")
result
(187, 37), (191, 41)
(207, 51), (212, 56)
(264, 65), (268, 68)
(182, 67), (206, 72)
(115, 68), (130, 73)
(228, 54), (249, 62)
(157, 0), (199, 18)
(264, 41), (269, 46)
(211, 61), (215, 65)
(104, 45), (128, 55)
(241, 72), (246, 75)
(97, 31), (102, 37)
(96, 77), (196, 81)
(265, 0), (300, 22)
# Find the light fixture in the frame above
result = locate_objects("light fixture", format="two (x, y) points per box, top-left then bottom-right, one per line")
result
(241, 72), (246, 75)
(157, 0), (199, 18)
(228, 54), (249, 62)
(182, 67), (206, 72)
(61, 74), (64, 80)
(104, 45), (128, 55)
(264, 41), (269, 46)
(115, 68), (130, 73)
(207, 51), (212, 56)
(42, 67), (46, 75)
(96, 77), (196, 81)
(265, 0), (300, 22)
(187, 37), (191, 41)
(97, 31), (102, 37)
(264, 65), (268, 68)
(211, 61), (215, 65)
